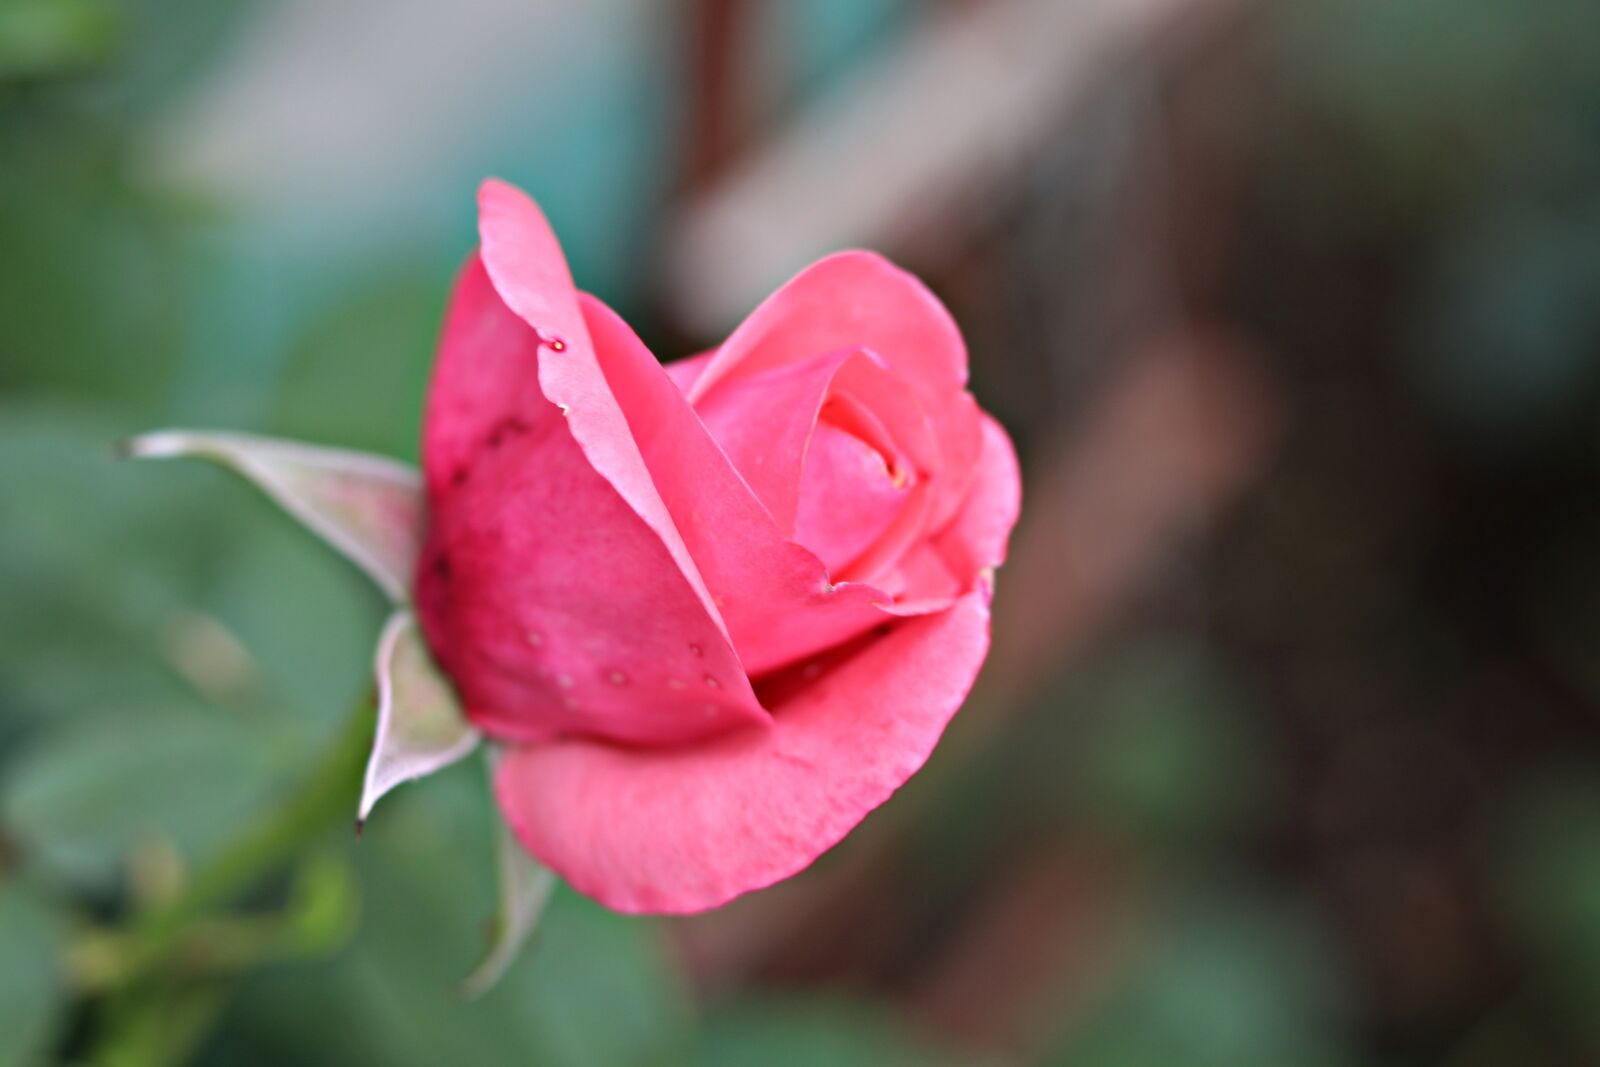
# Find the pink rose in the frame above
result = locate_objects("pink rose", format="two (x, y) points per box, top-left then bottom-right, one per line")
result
(414, 180), (1020, 913)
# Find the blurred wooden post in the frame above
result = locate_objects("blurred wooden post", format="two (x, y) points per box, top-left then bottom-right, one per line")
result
(682, 0), (753, 190)
(661, 0), (1238, 340)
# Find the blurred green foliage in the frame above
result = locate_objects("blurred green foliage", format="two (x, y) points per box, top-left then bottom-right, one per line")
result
(0, 0), (116, 81)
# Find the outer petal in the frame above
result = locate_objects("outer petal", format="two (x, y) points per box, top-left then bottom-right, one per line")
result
(418, 256), (765, 746)
(876, 414), (1021, 606)
(474, 179), (729, 644)
(687, 251), (968, 402)
(495, 591), (994, 913)
(931, 412), (1023, 579)
(580, 293), (899, 676)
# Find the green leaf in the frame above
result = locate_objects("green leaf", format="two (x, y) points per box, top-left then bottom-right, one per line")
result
(359, 611), (478, 824)
(122, 430), (424, 603)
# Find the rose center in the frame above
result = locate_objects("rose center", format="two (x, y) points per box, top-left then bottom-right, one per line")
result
(792, 410), (912, 577)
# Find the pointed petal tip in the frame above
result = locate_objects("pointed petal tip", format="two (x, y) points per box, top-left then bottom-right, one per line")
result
(478, 175), (517, 201)
(477, 177), (550, 238)
(117, 429), (195, 461)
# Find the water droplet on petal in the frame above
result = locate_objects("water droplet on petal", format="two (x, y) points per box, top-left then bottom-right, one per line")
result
(667, 679), (687, 690)
(555, 674), (574, 689)
(607, 670), (628, 686)
(688, 643), (704, 658)
(703, 674), (720, 690)
(525, 631), (543, 647)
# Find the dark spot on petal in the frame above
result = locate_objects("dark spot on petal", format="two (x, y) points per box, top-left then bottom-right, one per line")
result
(486, 417), (530, 450)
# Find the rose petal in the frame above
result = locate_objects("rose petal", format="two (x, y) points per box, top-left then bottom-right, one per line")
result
(664, 350), (713, 394)
(687, 251), (984, 531)
(687, 250), (968, 403)
(932, 412), (1023, 578)
(815, 357), (945, 584)
(581, 293), (899, 676)
(876, 542), (964, 603)
(695, 347), (939, 584)
(792, 422), (908, 573)
(693, 349), (878, 534)
(418, 256), (766, 746)
(495, 591), (994, 913)
(474, 179), (729, 643)
(925, 389), (985, 531)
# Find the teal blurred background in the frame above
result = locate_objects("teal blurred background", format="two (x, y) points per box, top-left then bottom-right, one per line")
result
(4, 0), (1600, 1063)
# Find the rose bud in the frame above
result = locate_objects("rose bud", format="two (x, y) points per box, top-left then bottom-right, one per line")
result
(125, 177), (1020, 980)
